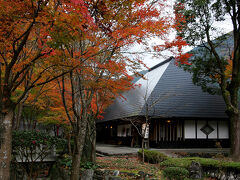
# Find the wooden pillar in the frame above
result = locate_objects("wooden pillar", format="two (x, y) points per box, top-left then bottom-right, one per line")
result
(155, 120), (158, 143)
(163, 122), (165, 141)
(182, 120), (185, 141)
(176, 120), (178, 141)
(158, 121), (160, 142)
(180, 121), (182, 140)
(169, 124), (171, 141)
(195, 119), (198, 139)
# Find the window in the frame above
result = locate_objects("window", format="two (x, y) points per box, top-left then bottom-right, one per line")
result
(200, 124), (214, 136)
(117, 124), (131, 137)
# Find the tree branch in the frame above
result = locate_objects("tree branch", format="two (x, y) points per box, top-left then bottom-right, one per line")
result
(58, 75), (74, 126)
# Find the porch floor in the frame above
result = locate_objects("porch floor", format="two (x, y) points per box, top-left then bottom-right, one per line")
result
(96, 143), (230, 158)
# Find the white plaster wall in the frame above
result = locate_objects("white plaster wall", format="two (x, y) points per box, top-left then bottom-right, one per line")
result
(184, 120), (195, 139)
(182, 120), (229, 139)
(117, 124), (131, 137)
(162, 124), (165, 139)
(177, 123), (182, 138)
(197, 120), (206, 139)
(117, 126), (122, 137)
(219, 120), (229, 139)
(208, 121), (217, 139)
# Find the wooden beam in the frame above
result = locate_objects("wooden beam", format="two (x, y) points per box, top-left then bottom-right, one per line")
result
(195, 119), (198, 139)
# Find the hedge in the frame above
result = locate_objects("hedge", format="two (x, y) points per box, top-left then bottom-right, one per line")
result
(160, 157), (240, 173)
(162, 166), (189, 180)
(138, 149), (168, 164)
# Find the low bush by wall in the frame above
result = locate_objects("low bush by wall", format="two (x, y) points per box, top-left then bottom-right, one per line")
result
(160, 157), (240, 173)
(162, 166), (189, 180)
(160, 157), (240, 179)
(138, 149), (168, 164)
(137, 149), (240, 179)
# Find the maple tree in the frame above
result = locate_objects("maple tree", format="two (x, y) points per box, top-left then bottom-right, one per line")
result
(60, 64), (134, 180)
(0, 0), (188, 178)
(175, 0), (240, 160)
(0, 0), (62, 178)
(0, 0), (93, 177)
(51, 1), (189, 178)
(49, 2), (188, 179)
(25, 56), (136, 179)
(39, 1), (184, 179)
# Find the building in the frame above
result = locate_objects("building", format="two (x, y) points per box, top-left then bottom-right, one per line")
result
(96, 53), (231, 148)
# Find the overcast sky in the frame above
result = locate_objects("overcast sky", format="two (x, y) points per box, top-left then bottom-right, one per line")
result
(128, 0), (234, 69)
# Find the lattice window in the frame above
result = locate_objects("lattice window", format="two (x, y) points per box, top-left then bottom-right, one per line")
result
(200, 124), (214, 135)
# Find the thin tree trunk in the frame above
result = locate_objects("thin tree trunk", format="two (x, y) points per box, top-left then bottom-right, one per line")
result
(230, 113), (240, 161)
(81, 120), (96, 164)
(69, 72), (95, 179)
(70, 119), (88, 180)
(71, 148), (81, 180)
(0, 110), (14, 180)
(141, 138), (144, 163)
(91, 128), (96, 163)
(88, 119), (96, 163)
(68, 134), (72, 156)
(14, 103), (23, 130)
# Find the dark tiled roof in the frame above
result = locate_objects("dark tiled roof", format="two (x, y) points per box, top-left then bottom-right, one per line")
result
(142, 60), (227, 118)
(100, 58), (227, 122)
(100, 32), (235, 122)
(100, 58), (172, 122)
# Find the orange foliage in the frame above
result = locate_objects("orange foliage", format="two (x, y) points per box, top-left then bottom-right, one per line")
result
(0, 0), (188, 125)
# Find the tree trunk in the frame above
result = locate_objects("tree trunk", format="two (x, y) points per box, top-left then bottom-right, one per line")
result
(0, 110), (14, 180)
(141, 138), (144, 163)
(70, 119), (88, 180)
(81, 120), (96, 164)
(91, 128), (96, 164)
(229, 113), (240, 161)
(88, 120), (96, 163)
(71, 150), (81, 180)
(68, 134), (72, 156)
(14, 103), (23, 130)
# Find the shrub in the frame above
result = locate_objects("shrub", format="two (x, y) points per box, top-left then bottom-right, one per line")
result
(160, 157), (225, 169)
(12, 130), (66, 179)
(175, 152), (229, 158)
(12, 130), (66, 163)
(138, 149), (168, 164)
(57, 154), (99, 171)
(160, 157), (240, 177)
(183, 157), (240, 172)
(222, 161), (240, 172)
(80, 161), (99, 170)
(59, 154), (72, 170)
(159, 158), (191, 169)
(162, 166), (189, 180)
(190, 157), (221, 170)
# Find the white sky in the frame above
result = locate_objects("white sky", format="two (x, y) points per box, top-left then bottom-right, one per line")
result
(127, 0), (234, 69)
